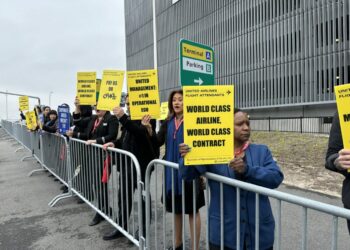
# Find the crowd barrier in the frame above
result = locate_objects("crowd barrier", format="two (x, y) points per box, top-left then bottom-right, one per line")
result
(69, 138), (144, 248)
(2, 119), (350, 250)
(145, 159), (350, 250)
(0, 120), (145, 249)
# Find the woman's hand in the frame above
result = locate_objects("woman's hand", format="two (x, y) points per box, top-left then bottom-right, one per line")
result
(335, 149), (350, 170)
(141, 115), (152, 136)
(102, 142), (115, 150)
(179, 143), (191, 157)
(66, 130), (73, 137)
(86, 139), (96, 145)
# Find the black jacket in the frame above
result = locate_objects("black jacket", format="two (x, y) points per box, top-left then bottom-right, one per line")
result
(42, 119), (58, 133)
(325, 111), (350, 206)
(73, 112), (118, 144)
(112, 114), (159, 180)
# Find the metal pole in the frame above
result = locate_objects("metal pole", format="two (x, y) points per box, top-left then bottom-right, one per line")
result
(152, 0), (158, 69)
(0, 91), (41, 106)
(6, 90), (8, 120)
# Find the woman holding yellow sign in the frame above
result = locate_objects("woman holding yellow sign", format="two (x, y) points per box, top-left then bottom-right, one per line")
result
(148, 89), (205, 250)
(178, 109), (283, 250)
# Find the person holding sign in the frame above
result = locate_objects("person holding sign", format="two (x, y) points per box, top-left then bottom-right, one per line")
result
(102, 95), (159, 241)
(179, 109), (283, 250)
(145, 89), (205, 250)
(66, 102), (119, 226)
(325, 111), (350, 233)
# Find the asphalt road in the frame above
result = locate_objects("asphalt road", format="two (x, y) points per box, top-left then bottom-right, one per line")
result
(0, 128), (349, 250)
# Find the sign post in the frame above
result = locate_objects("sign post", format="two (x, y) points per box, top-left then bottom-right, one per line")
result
(179, 39), (215, 86)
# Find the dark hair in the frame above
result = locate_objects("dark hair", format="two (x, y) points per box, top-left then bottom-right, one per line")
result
(167, 89), (183, 119)
(43, 106), (50, 111)
(234, 108), (241, 114)
(34, 105), (42, 113)
(80, 105), (92, 117)
(48, 110), (57, 116)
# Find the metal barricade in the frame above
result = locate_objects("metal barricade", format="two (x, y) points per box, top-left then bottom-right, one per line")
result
(145, 159), (350, 250)
(1, 120), (15, 140)
(69, 138), (144, 249)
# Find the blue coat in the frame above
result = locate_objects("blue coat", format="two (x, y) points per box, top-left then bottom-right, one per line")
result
(179, 144), (284, 250)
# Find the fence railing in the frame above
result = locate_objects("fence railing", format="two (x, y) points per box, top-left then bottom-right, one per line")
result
(2, 119), (350, 250)
(250, 116), (333, 134)
(145, 160), (350, 250)
(69, 138), (144, 248)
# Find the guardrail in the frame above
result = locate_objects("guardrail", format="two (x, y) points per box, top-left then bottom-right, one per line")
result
(145, 159), (350, 250)
(2, 119), (350, 249)
(250, 116), (332, 134)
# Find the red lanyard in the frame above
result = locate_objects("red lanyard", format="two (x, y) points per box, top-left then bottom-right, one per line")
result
(234, 142), (249, 157)
(173, 117), (183, 139)
(92, 118), (102, 134)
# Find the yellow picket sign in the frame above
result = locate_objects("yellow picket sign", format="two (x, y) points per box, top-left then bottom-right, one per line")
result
(183, 85), (234, 165)
(97, 70), (125, 111)
(76, 72), (96, 105)
(159, 102), (168, 120)
(25, 111), (37, 130)
(335, 83), (350, 149)
(19, 96), (29, 111)
(127, 69), (160, 120)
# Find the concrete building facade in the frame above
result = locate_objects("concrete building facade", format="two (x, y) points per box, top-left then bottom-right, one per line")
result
(125, 0), (350, 118)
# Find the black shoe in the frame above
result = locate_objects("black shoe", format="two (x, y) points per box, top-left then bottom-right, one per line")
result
(103, 229), (124, 241)
(77, 199), (84, 204)
(166, 243), (183, 250)
(89, 213), (104, 226)
(61, 186), (68, 193)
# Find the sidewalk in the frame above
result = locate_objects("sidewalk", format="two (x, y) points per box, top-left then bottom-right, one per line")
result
(0, 129), (137, 250)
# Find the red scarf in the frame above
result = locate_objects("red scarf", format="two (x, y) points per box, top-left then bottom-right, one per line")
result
(234, 141), (249, 158)
(92, 118), (102, 134)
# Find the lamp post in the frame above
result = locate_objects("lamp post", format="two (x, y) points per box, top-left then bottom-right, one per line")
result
(49, 91), (53, 107)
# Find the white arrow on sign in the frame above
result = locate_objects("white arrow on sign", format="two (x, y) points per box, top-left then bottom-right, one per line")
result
(194, 77), (203, 85)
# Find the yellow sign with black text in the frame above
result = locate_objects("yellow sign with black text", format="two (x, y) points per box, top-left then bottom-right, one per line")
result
(97, 70), (125, 111)
(159, 102), (168, 120)
(127, 69), (160, 120)
(335, 83), (350, 149)
(76, 72), (96, 105)
(183, 85), (234, 165)
(25, 111), (37, 130)
(19, 96), (29, 111)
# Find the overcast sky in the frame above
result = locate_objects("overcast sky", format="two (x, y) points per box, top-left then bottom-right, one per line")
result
(0, 0), (126, 120)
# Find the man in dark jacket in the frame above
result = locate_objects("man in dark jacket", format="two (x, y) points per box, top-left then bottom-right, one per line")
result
(67, 103), (119, 226)
(325, 111), (350, 233)
(102, 96), (159, 241)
